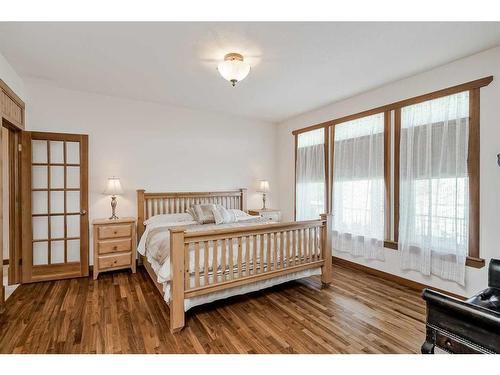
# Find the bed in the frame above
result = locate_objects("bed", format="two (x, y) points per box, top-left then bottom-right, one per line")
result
(136, 188), (332, 333)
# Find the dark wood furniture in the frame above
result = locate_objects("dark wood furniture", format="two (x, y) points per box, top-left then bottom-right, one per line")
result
(421, 259), (500, 354)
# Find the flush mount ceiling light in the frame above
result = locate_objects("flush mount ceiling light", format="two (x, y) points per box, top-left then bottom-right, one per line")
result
(217, 53), (251, 87)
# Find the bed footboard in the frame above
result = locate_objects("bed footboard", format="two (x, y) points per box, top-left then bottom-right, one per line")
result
(169, 214), (333, 333)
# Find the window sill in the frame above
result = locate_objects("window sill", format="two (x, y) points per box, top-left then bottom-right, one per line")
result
(383, 241), (485, 269)
(466, 256), (485, 269)
(384, 241), (398, 250)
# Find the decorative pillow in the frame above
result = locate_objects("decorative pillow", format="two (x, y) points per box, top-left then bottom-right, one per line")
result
(186, 207), (196, 221)
(192, 204), (216, 224)
(212, 205), (237, 225)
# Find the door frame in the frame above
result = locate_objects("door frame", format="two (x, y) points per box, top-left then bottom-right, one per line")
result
(0, 79), (24, 311)
(21, 131), (89, 283)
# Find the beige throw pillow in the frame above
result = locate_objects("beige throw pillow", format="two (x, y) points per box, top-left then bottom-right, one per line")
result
(192, 204), (216, 224)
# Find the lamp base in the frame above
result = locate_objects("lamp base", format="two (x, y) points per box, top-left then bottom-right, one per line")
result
(109, 195), (119, 220)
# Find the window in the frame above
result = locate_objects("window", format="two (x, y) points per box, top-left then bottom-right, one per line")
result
(293, 76), (492, 273)
(295, 128), (326, 220)
(399, 91), (470, 284)
(331, 113), (385, 259)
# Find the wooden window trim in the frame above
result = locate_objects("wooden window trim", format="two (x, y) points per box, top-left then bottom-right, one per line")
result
(291, 76), (492, 136)
(292, 76), (493, 268)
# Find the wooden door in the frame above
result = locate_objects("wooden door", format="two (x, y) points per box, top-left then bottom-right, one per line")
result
(21, 132), (89, 283)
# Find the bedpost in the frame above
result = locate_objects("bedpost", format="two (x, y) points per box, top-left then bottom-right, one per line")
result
(320, 213), (333, 287)
(240, 188), (247, 212)
(137, 189), (145, 240)
(169, 228), (186, 333)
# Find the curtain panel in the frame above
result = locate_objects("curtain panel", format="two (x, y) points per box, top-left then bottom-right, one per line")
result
(399, 91), (469, 285)
(296, 128), (325, 221)
(332, 113), (385, 260)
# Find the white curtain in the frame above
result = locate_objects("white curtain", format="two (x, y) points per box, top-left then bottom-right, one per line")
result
(399, 91), (469, 285)
(332, 113), (385, 260)
(296, 128), (325, 220)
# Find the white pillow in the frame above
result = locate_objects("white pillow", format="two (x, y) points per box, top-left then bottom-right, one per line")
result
(144, 213), (194, 226)
(230, 209), (254, 221)
(186, 207), (196, 221)
(212, 205), (237, 224)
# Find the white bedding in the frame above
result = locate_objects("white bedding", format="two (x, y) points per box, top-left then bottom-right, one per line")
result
(137, 216), (272, 283)
(138, 215), (322, 311)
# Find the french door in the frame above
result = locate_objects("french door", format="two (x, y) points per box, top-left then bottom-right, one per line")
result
(21, 132), (89, 283)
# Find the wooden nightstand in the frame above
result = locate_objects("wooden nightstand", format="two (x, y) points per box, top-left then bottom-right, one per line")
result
(248, 209), (281, 222)
(92, 217), (136, 279)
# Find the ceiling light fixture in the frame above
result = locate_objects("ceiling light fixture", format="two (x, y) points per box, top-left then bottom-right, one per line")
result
(217, 53), (250, 87)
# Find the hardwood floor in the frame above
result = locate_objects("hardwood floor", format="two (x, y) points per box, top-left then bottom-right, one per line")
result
(0, 263), (426, 354)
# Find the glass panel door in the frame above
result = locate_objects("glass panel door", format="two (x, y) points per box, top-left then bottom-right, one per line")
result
(21, 132), (88, 283)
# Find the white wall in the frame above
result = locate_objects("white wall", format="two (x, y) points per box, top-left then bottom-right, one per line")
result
(0, 52), (25, 101)
(25, 79), (278, 264)
(277, 45), (500, 297)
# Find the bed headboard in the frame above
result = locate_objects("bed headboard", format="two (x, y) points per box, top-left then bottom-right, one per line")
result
(136, 188), (247, 239)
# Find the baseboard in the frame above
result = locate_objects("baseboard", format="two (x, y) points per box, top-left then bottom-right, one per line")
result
(332, 256), (465, 300)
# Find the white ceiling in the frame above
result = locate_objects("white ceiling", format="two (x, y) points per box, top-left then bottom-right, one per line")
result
(1, 22), (500, 122)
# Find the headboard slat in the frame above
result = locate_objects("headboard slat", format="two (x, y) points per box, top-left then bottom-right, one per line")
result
(136, 188), (248, 241)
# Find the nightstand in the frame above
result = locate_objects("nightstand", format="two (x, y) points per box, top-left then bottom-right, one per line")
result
(248, 208), (281, 222)
(92, 217), (136, 279)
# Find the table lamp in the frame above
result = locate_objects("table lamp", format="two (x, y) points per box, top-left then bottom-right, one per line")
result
(259, 180), (269, 210)
(103, 177), (123, 219)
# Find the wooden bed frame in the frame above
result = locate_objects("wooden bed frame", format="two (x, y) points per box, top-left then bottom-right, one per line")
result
(137, 188), (332, 333)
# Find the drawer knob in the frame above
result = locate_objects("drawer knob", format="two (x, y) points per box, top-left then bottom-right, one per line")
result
(114, 231), (117, 234)
(113, 246), (117, 250)
(113, 260), (117, 264)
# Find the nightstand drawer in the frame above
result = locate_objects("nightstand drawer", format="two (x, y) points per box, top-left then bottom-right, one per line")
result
(261, 212), (281, 222)
(98, 238), (132, 255)
(98, 252), (132, 270)
(98, 224), (132, 240)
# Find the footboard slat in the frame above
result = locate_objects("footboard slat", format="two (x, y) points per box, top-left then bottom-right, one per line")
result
(237, 237), (243, 277)
(245, 236), (250, 276)
(194, 242), (200, 288)
(203, 242), (209, 286)
(253, 235), (258, 275)
(168, 214), (333, 333)
(228, 238), (234, 280)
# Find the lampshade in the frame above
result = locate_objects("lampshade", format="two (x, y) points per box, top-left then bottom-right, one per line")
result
(103, 177), (123, 196)
(259, 180), (269, 193)
(217, 53), (251, 87)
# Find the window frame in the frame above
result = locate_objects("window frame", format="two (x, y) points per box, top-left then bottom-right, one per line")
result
(293, 76), (493, 268)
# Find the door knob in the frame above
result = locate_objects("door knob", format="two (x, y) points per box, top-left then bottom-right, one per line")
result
(80, 210), (87, 216)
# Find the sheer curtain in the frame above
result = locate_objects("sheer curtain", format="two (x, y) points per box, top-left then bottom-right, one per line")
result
(332, 113), (385, 260)
(296, 128), (325, 220)
(399, 91), (469, 285)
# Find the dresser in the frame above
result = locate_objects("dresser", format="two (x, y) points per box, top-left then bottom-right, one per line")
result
(248, 208), (281, 222)
(92, 217), (136, 279)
